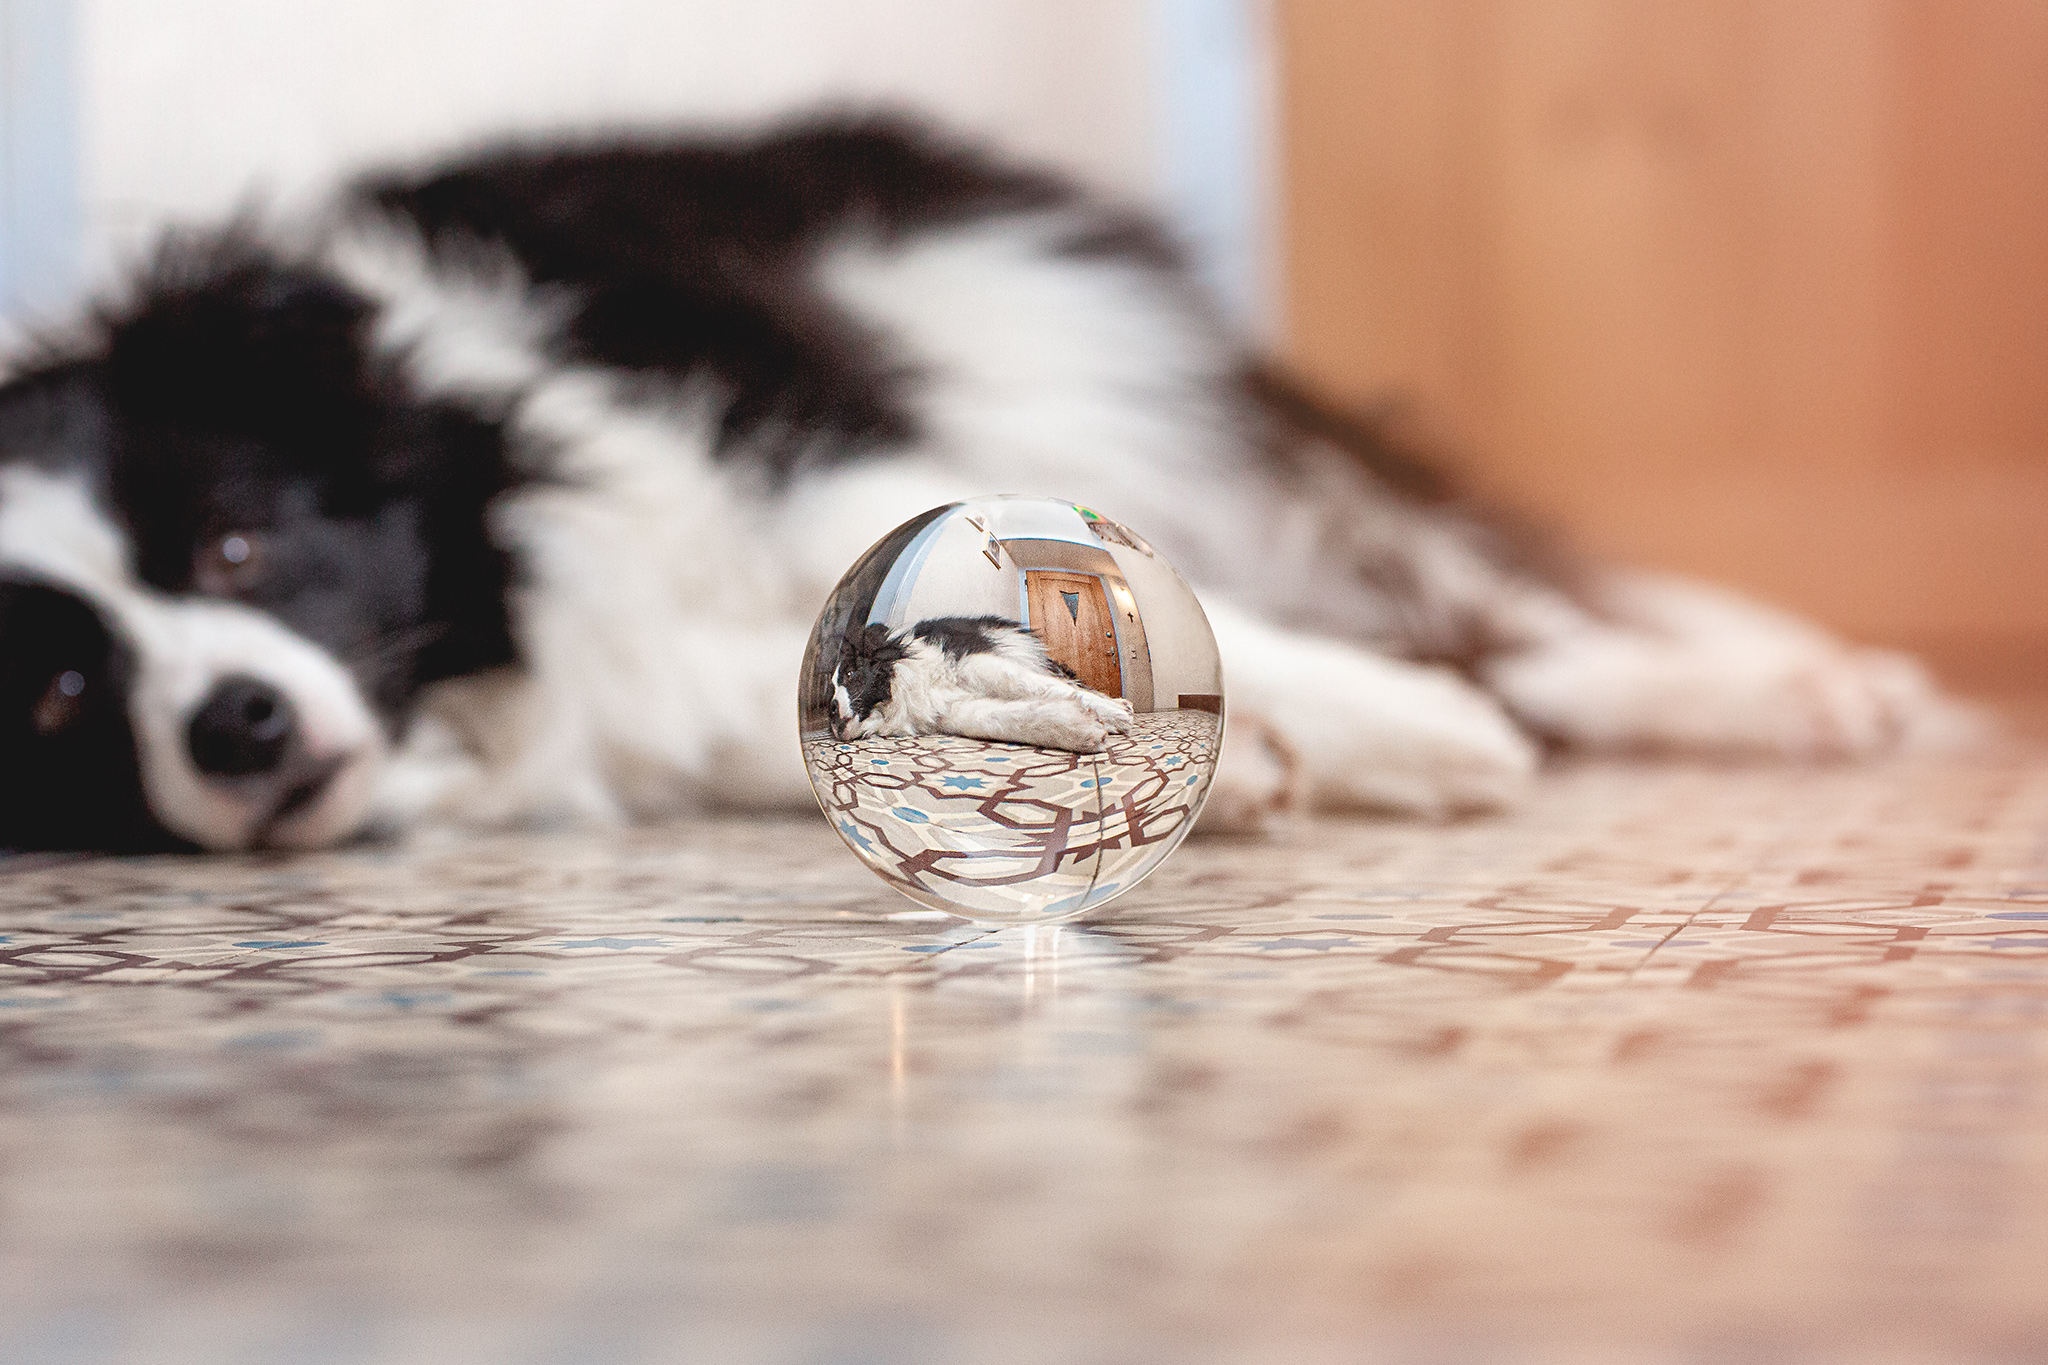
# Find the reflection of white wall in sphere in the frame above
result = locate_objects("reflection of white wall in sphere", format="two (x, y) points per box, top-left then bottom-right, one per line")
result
(1097, 538), (1221, 705)
(801, 495), (1222, 924)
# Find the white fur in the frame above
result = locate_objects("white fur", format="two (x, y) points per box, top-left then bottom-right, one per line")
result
(325, 219), (565, 403)
(328, 217), (836, 826)
(1205, 600), (1538, 817)
(815, 215), (1254, 586)
(0, 467), (383, 849)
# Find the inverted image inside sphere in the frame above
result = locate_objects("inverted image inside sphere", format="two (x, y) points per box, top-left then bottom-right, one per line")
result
(800, 495), (1222, 924)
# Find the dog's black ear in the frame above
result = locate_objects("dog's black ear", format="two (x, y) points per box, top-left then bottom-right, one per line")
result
(839, 622), (877, 669)
(104, 232), (375, 451)
(868, 622), (914, 668)
(840, 621), (906, 676)
(0, 363), (109, 471)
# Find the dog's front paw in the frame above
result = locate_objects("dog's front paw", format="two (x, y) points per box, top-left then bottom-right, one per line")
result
(1789, 648), (1987, 759)
(1096, 695), (1136, 733)
(1490, 635), (1986, 760)
(1034, 698), (1112, 752)
(1322, 671), (1537, 816)
(1262, 649), (1538, 818)
(1057, 717), (1112, 753)
(1068, 686), (1134, 730)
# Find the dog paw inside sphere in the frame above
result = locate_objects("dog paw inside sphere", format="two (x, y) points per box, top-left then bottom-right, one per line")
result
(800, 496), (1222, 924)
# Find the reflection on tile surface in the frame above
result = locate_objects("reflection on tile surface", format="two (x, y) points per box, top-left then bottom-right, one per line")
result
(0, 735), (2046, 1362)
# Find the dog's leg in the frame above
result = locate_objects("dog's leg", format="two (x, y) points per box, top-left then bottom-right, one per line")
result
(1065, 684), (1136, 731)
(1207, 601), (1538, 817)
(370, 708), (493, 835)
(685, 624), (827, 810)
(1481, 570), (1981, 758)
(956, 654), (1135, 732)
(937, 693), (1115, 752)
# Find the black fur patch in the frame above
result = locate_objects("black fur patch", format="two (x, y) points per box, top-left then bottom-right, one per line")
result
(1243, 363), (1455, 505)
(910, 615), (1020, 661)
(356, 113), (1177, 482)
(0, 578), (183, 852)
(0, 360), (115, 478)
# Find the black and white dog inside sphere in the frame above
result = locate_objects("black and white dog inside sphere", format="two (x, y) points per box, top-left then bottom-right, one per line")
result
(801, 495), (1222, 922)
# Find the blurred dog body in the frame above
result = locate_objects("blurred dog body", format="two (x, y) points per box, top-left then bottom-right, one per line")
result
(0, 116), (1956, 851)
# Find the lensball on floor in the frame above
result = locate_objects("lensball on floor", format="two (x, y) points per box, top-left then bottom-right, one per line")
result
(0, 708), (2044, 1364)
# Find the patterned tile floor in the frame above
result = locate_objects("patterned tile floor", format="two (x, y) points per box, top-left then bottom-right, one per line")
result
(0, 716), (2045, 1363)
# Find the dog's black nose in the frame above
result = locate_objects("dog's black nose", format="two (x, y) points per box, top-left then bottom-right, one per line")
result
(188, 675), (296, 777)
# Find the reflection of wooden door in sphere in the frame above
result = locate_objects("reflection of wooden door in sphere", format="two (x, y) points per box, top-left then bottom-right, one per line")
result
(1024, 571), (1122, 699)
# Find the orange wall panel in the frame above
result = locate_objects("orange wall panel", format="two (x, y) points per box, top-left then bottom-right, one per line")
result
(1278, 0), (2048, 675)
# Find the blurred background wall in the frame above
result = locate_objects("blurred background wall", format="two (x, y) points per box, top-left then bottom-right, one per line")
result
(0, 0), (80, 319)
(0, 0), (1272, 331)
(3, 0), (2040, 687)
(1280, 0), (2048, 686)
(73, 0), (1160, 272)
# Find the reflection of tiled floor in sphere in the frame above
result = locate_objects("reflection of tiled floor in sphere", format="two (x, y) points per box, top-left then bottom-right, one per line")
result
(804, 709), (1219, 919)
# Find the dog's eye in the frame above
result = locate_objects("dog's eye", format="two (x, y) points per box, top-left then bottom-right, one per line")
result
(195, 531), (268, 595)
(31, 669), (86, 735)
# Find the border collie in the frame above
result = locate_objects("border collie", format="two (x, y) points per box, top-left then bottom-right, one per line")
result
(0, 113), (1957, 852)
(830, 616), (1135, 752)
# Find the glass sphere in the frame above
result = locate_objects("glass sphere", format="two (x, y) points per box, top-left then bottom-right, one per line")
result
(800, 496), (1223, 924)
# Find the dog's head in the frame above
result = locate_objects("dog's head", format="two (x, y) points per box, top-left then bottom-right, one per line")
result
(829, 622), (909, 742)
(0, 236), (517, 851)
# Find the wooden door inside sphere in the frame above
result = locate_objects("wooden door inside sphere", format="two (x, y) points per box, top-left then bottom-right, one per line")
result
(1025, 571), (1122, 699)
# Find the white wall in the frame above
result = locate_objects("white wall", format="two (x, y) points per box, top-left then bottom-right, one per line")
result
(1152, 0), (1274, 338)
(881, 516), (1015, 629)
(76, 0), (1157, 284)
(6, 1), (1275, 334)
(0, 0), (80, 330)
(1102, 542), (1221, 703)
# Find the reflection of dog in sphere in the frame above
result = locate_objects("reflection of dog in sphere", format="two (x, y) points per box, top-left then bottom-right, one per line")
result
(0, 112), (1967, 850)
(830, 617), (1134, 753)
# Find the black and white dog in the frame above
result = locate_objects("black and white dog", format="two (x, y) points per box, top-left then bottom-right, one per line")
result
(0, 114), (1956, 852)
(829, 616), (1135, 753)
